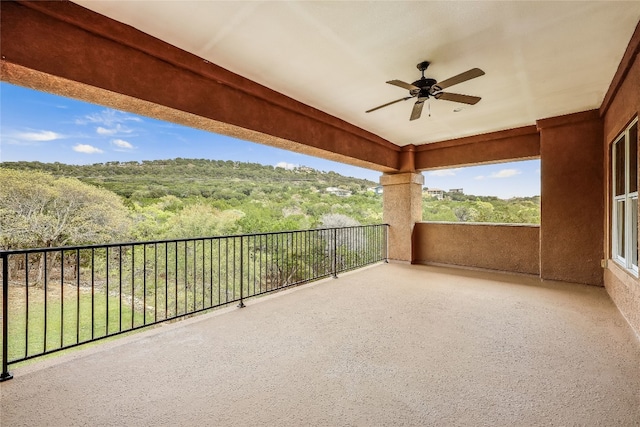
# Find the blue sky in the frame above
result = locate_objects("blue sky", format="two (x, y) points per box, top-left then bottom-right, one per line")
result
(0, 82), (539, 198)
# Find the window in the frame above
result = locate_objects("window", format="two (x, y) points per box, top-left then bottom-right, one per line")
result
(612, 118), (639, 274)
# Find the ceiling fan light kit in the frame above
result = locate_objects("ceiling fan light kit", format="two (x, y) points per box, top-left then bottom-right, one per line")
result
(366, 61), (485, 120)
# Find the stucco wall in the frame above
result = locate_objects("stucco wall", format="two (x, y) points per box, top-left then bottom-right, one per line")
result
(537, 111), (605, 286)
(602, 32), (640, 337)
(415, 126), (540, 170)
(382, 173), (424, 262)
(605, 263), (640, 339)
(412, 222), (540, 275)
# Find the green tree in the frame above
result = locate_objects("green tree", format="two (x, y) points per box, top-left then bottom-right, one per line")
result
(319, 213), (360, 228)
(0, 169), (131, 249)
(129, 202), (175, 240)
(162, 205), (244, 238)
(471, 200), (495, 222)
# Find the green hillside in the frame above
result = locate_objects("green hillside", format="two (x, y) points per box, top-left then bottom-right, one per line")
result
(1, 159), (539, 250)
(2, 158), (375, 201)
(0, 160), (383, 245)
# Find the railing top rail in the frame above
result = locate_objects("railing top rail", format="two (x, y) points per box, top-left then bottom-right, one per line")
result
(0, 224), (389, 256)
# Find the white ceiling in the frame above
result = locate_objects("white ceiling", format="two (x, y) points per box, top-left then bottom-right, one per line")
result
(75, 1), (640, 147)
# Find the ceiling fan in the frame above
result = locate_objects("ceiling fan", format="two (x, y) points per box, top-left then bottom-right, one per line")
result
(366, 61), (485, 121)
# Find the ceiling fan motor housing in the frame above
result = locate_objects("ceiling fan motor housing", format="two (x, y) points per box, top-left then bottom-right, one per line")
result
(412, 78), (438, 98)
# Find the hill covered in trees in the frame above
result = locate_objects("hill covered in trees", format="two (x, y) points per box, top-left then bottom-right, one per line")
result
(1, 159), (540, 250)
(3, 158), (375, 202)
(423, 191), (540, 224)
(0, 160), (383, 248)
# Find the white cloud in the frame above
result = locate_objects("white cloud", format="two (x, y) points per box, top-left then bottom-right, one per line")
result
(490, 169), (521, 178)
(73, 144), (104, 154)
(111, 139), (135, 150)
(428, 168), (460, 177)
(76, 109), (142, 126)
(474, 175), (486, 180)
(276, 162), (297, 170)
(96, 127), (114, 135)
(96, 124), (134, 135)
(13, 130), (64, 142)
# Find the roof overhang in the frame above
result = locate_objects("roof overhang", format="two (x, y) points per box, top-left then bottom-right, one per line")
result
(2, 1), (640, 172)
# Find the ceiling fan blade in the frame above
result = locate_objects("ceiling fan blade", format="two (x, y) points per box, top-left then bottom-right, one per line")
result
(387, 80), (420, 91)
(435, 68), (485, 90)
(366, 96), (413, 113)
(435, 92), (481, 105)
(410, 100), (424, 121)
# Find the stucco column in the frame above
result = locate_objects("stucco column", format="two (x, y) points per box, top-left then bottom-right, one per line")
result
(381, 172), (424, 262)
(537, 110), (604, 285)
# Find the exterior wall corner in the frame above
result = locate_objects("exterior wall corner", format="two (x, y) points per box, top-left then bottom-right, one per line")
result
(381, 172), (423, 262)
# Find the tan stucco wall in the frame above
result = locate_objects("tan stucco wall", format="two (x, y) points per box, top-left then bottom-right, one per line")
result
(412, 222), (540, 275)
(538, 111), (604, 286)
(605, 263), (640, 339)
(415, 126), (540, 170)
(602, 27), (640, 337)
(381, 173), (424, 262)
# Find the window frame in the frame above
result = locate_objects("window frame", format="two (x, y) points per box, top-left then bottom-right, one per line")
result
(611, 117), (639, 275)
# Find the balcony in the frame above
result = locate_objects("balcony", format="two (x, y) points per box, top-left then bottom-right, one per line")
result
(1, 3), (640, 425)
(2, 260), (639, 425)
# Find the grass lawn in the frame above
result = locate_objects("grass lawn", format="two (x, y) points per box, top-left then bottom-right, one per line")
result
(3, 284), (142, 363)
(2, 280), (232, 366)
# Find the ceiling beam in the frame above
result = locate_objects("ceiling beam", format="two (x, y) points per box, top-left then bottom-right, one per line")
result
(414, 125), (540, 170)
(1, 1), (401, 172)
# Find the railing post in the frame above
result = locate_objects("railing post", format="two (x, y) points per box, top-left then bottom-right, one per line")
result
(238, 236), (245, 308)
(332, 228), (338, 278)
(384, 224), (389, 263)
(1, 253), (13, 381)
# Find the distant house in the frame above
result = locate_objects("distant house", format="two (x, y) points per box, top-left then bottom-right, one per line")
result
(368, 186), (383, 195)
(326, 187), (352, 197)
(449, 188), (464, 194)
(424, 188), (444, 200)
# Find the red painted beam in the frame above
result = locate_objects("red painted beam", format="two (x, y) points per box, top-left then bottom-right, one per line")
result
(1, 1), (400, 171)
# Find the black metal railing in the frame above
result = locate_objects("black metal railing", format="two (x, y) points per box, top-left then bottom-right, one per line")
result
(0, 224), (387, 380)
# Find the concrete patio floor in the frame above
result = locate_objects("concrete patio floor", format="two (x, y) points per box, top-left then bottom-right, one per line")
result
(1, 263), (639, 426)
